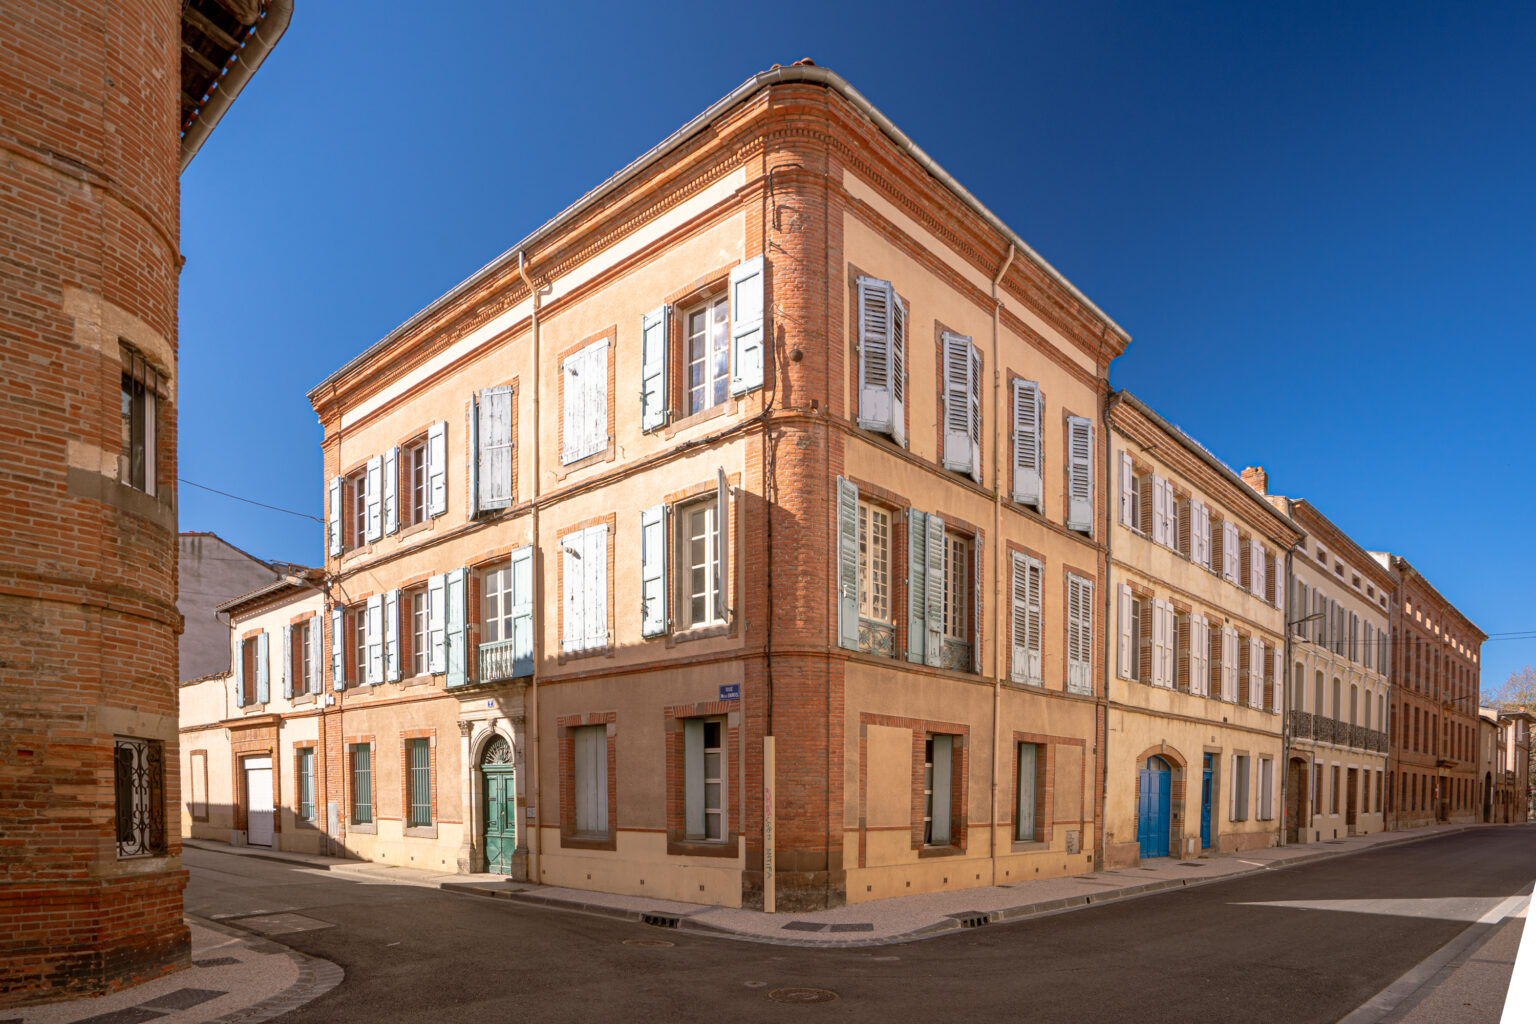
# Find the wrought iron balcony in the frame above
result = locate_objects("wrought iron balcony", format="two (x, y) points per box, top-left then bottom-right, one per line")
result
(858, 619), (896, 659)
(1290, 710), (1387, 753)
(940, 639), (973, 673)
(478, 639), (526, 684)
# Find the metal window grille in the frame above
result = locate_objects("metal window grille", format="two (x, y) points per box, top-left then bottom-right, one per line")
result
(114, 736), (165, 858)
(408, 739), (431, 827)
(351, 746), (373, 824)
(297, 748), (314, 821)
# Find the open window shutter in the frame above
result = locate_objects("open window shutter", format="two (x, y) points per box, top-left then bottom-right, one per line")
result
(427, 574), (446, 673)
(856, 278), (893, 435)
(716, 469), (730, 623)
(1225, 522), (1240, 582)
(468, 392), (480, 517)
(308, 615), (322, 694)
(924, 514), (946, 668)
(561, 354), (583, 464)
(366, 594), (383, 685)
(967, 346), (982, 484)
(640, 305), (670, 433)
(836, 477), (859, 651)
(1226, 627), (1239, 700)
(971, 537), (984, 673)
(234, 639), (246, 707)
(563, 536), (583, 652)
(585, 525), (608, 650)
(1151, 475), (1166, 545)
(445, 568), (466, 687)
(510, 545), (533, 675)
(383, 446), (399, 535)
(480, 385), (515, 511)
(588, 342), (609, 457)
(364, 455), (382, 542)
(684, 718), (705, 836)
(1119, 452), (1134, 526)
(1009, 553), (1027, 682)
(328, 475), (342, 555)
(906, 510), (927, 664)
(1026, 559), (1043, 683)
(281, 624), (293, 699)
(941, 333), (973, 475)
(1248, 637), (1261, 707)
(1191, 615), (1207, 696)
(1012, 379), (1042, 506)
(1067, 417), (1094, 533)
(1117, 584), (1133, 680)
(426, 420), (448, 517)
(930, 735), (953, 845)
(1195, 501), (1209, 567)
(1273, 555), (1284, 612)
(1162, 602), (1175, 688)
(330, 607), (344, 690)
(385, 589), (400, 682)
(890, 293), (906, 448)
(256, 632), (269, 704)
(1151, 602), (1166, 687)
(729, 256), (764, 395)
(640, 505), (667, 638)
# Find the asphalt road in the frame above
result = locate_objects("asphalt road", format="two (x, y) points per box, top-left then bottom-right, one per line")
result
(184, 827), (1536, 1024)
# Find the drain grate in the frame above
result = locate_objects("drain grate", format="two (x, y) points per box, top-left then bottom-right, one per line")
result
(641, 912), (680, 929)
(768, 987), (839, 1004)
(950, 910), (993, 928)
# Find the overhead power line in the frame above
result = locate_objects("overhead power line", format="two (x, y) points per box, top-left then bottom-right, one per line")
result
(179, 477), (323, 523)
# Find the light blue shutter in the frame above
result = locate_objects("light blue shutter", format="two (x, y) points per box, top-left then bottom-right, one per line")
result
(365, 455), (383, 542)
(930, 735), (953, 845)
(640, 506), (667, 637)
(925, 514), (946, 668)
(468, 391), (480, 517)
(857, 278), (894, 435)
(331, 607), (345, 690)
(941, 333), (973, 476)
(308, 615), (322, 694)
(510, 545), (533, 676)
(1017, 743), (1037, 840)
(907, 509), (927, 664)
(1067, 416), (1094, 533)
(383, 446), (399, 535)
(384, 589), (400, 682)
(478, 385), (515, 511)
(836, 477), (859, 651)
(640, 305), (670, 432)
(255, 632), (269, 704)
(234, 638), (246, 707)
(972, 537), (984, 673)
(729, 256), (764, 395)
(684, 718), (705, 837)
(427, 574), (446, 673)
(366, 594), (383, 685)
(1012, 379), (1042, 506)
(445, 567), (467, 687)
(426, 420), (448, 517)
(281, 624), (293, 699)
(328, 475), (342, 555)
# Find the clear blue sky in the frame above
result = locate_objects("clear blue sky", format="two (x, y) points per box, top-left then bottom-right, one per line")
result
(178, 0), (1535, 692)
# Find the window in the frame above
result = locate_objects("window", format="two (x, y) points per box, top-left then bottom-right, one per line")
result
(924, 734), (955, 846)
(685, 295), (730, 415)
(401, 436), (429, 527)
(411, 589), (429, 675)
(114, 736), (166, 858)
(1258, 757), (1274, 820)
(1010, 379), (1042, 507)
(296, 747), (314, 822)
(859, 502), (892, 626)
(407, 738), (432, 828)
(855, 276), (908, 447)
(1065, 574), (1094, 694)
(836, 478), (895, 656)
(1009, 552), (1043, 685)
(1331, 765), (1340, 814)
(1230, 754), (1251, 821)
(482, 565), (514, 643)
(472, 385), (515, 513)
(684, 718), (725, 841)
(351, 745), (373, 825)
(573, 724), (609, 836)
(283, 618), (320, 698)
(561, 338), (610, 464)
(940, 332), (982, 482)
(353, 606), (368, 685)
(119, 348), (160, 494)
(677, 495), (722, 630)
(1016, 742), (1042, 842)
(942, 531), (970, 646)
(233, 633), (268, 708)
(562, 524), (609, 652)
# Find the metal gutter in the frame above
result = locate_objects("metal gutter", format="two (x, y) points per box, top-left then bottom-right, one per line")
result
(308, 62), (1130, 402)
(180, 0), (294, 173)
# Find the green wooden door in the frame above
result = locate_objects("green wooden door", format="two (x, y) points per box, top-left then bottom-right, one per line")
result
(482, 767), (517, 874)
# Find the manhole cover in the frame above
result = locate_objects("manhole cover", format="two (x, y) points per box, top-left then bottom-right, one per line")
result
(622, 938), (675, 948)
(768, 987), (838, 1004)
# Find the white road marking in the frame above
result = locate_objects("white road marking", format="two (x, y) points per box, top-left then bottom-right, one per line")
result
(1501, 893), (1534, 1024)
(1237, 896), (1506, 922)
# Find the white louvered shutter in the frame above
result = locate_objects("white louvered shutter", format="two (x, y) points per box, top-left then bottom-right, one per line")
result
(640, 505), (667, 638)
(907, 510), (927, 664)
(716, 469), (730, 623)
(509, 545), (533, 676)
(640, 305), (670, 433)
(924, 514), (946, 668)
(1224, 522), (1240, 583)
(586, 341), (609, 459)
(729, 256), (764, 395)
(426, 420), (447, 517)
(383, 446), (398, 535)
(1248, 637), (1263, 708)
(427, 573), (446, 673)
(330, 607), (344, 690)
(308, 615), (322, 695)
(1224, 626), (1238, 701)
(1068, 575), (1093, 694)
(1117, 583), (1133, 680)
(837, 477), (859, 651)
(328, 475), (342, 555)
(255, 632), (269, 704)
(967, 345), (982, 484)
(1191, 615), (1208, 696)
(941, 333), (974, 477)
(585, 524), (608, 650)
(971, 537), (983, 673)
(445, 567), (467, 687)
(384, 589), (400, 682)
(281, 623), (292, 699)
(478, 385), (515, 511)
(1195, 501), (1210, 568)
(1012, 379), (1042, 507)
(366, 594), (383, 685)
(1067, 417), (1094, 533)
(562, 352), (583, 464)
(857, 278), (894, 436)
(1249, 540), (1264, 597)
(1273, 554), (1284, 612)
(1119, 451), (1134, 527)
(1162, 601), (1177, 687)
(1151, 475), (1168, 546)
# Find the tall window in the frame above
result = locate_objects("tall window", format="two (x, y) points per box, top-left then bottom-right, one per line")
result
(291, 620), (312, 693)
(1016, 742), (1041, 842)
(482, 566), (514, 642)
(119, 349), (159, 494)
(924, 734), (955, 846)
(411, 590), (429, 675)
(113, 736), (165, 858)
(350, 471), (368, 549)
(677, 497), (720, 629)
(858, 502), (891, 623)
(351, 745), (373, 824)
(240, 637), (258, 704)
(404, 437), (428, 527)
(685, 295), (730, 415)
(353, 607), (367, 685)
(684, 718), (725, 841)
(943, 533), (970, 643)
(296, 748), (314, 821)
(407, 738), (432, 828)
(573, 724), (608, 835)
(1231, 754), (1251, 821)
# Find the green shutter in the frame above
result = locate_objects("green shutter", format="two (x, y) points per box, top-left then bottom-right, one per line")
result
(640, 506), (667, 637)
(510, 545), (534, 676)
(837, 477), (859, 651)
(445, 567), (467, 687)
(907, 510), (927, 664)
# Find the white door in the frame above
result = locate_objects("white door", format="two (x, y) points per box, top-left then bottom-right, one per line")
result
(245, 757), (274, 847)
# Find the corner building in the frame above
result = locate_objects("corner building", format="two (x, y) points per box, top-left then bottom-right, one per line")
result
(1104, 395), (1301, 866)
(306, 64), (1129, 910)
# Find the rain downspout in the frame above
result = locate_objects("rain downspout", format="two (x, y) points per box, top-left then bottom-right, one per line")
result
(989, 243), (1013, 885)
(519, 251), (543, 885)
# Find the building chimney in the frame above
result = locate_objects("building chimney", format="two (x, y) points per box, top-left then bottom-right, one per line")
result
(1241, 466), (1268, 495)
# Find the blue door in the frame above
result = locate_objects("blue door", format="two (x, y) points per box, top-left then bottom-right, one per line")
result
(1201, 753), (1214, 850)
(1137, 757), (1171, 859)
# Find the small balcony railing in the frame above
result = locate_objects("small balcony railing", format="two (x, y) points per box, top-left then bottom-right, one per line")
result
(940, 639), (973, 673)
(478, 639), (526, 684)
(858, 619), (896, 659)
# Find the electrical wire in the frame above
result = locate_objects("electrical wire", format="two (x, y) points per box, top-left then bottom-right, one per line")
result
(178, 477), (323, 523)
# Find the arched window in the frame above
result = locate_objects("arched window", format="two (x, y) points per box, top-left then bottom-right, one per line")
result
(481, 736), (514, 766)
(1293, 663), (1305, 710)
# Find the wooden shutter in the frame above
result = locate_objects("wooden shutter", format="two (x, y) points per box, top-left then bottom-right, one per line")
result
(1067, 417), (1094, 533)
(857, 277), (894, 436)
(1011, 379), (1042, 507)
(1151, 475), (1167, 546)
(308, 615), (322, 695)
(907, 510), (927, 664)
(575, 725), (607, 834)
(1026, 557), (1043, 683)
(330, 607), (344, 690)
(426, 420), (448, 517)
(383, 446), (398, 535)
(384, 589), (400, 682)
(1067, 575), (1093, 694)
(729, 256), (764, 395)
(971, 536), (984, 673)
(234, 637), (245, 707)
(255, 632), (269, 704)
(427, 574), (446, 673)
(967, 345), (982, 484)
(1118, 451), (1134, 527)
(365, 594), (383, 685)
(328, 475), (342, 555)
(364, 455), (382, 543)
(890, 292), (906, 448)
(561, 352), (583, 464)
(445, 568), (467, 687)
(1010, 553), (1042, 683)
(924, 514), (945, 668)
(715, 469), (730, 623)
(640, 505), (667, 638)
(281, 623), (293, 699)
(1191, 615), (1208, 696)
(684, 718), (705, 837)
(587, 341), (609, 459)
(510, 545), (533, 676)
(478, 385), (515, 511)
(585, 525), (608, 650)
(562, 535), (581, 651)
(836, 477), (859, 651)
(941, 333), (973, 476)
(929, 735), (953, 845)
(640, 304), (670, 433)
(1117, 583), (1133, 680)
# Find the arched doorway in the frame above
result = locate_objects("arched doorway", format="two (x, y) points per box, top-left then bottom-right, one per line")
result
(480, 736), (517, 875)
(1137, 756), (1173, 859)
(1286, 757), (1309, 844)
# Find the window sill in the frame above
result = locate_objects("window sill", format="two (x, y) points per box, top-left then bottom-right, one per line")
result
(291, 693), (316, 707)
(665, 401), (732, 434)
(1010, 840), (1049, 853)
(560, 833), (617, 852)
(395, 518), (436, 541)
(667, 836), (739, 859)
(240, 703), (268, 715)
(917, 843), (965, 859)
(669, 622), (730, 645)
(403, 825), (438, 839)
(556, 444), (615, 477)
(401, 672), (436, 689)
(348, 821), (377, 835)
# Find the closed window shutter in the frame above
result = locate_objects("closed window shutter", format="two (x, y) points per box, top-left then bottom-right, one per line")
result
(1191, 615), (1208, 696)
(1151, 475), (1167, 545)
(510, 545), (534, 676)
(639, 505), (668, 638)
(857, 277), (894, 436)
(1009, 553), (1027, 682)
(941, 333), (973, 476)
(385, 589), (400, 682)
(729, 256), (764, 395)
(563, 536), (583, 652)
(971, 536), (984, 673)
(366, 594), (383, 685)
(561, 354), (583, 464)
(587, 341), (609, 458)
(1224, 522), (1240, 583)
(640, 305), (670, 432)
(427, 574), (446, 673)
(715, 469), (730, 624)
(330, 607), (345, 690)
(906, 510), (927, 664)
(426, 420), (448, 517)
(328, 475), (342, 555)
(585, 525), (608, 650)
(1067, 575), (1093, 694)
(1026, 558), (1043, 683)
(1017, 742), (1037, 840)
(445, 567), (467, 687)
(234, 638), (246, 707)
(890, 293), (906, 447)
(1117, 583), (1133, 680)
(256, 632), (269, 704)
(383, 446), (399, 535)
(1067, 417), (1094, 533)
(1230, 754), (1239, 819)
(1012, 379), (1042, 506)
(282, 623), (293, 699)
(308, 615), (322, 695)
(478, 385), (515, 511)
(967, 346), (982, 484)
(924, 513), (946, 669)
(364, 455), (383, 542)
(1119, 451), (1134, 526)
(836, 477), (859, 651)
(684, 718), (705, 837)
(929, 735), (953, 845)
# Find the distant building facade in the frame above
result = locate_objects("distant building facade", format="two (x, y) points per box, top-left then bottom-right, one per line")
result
(178, 533), (279, 681)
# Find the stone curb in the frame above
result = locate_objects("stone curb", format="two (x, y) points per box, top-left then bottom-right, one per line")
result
(185, 914), (344, 1024)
